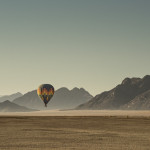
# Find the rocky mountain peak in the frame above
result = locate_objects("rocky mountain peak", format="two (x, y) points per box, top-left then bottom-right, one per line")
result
(77, 75), (150, 110)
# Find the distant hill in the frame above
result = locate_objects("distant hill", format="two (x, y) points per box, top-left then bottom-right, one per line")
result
(0, 92), (23, 102)
(0, 100), (37, 112)
(77, 75), (150, 110)
(13, 87), (93, 110)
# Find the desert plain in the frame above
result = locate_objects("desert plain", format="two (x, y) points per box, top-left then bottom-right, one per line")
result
(0, 110), (150, 150)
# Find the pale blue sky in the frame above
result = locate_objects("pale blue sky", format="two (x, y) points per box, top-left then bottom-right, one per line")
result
(0, 0), (150, 96)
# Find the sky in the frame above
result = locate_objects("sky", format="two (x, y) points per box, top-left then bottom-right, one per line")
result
(0, 0), (150, 96)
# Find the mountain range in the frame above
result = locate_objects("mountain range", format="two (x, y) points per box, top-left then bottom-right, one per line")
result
(0, 100), (37, 112)
(1, 75), (150, 111)
(0, 92), (22, 102)
(77, 75), (150, 110)
(13, 87), (93, 110)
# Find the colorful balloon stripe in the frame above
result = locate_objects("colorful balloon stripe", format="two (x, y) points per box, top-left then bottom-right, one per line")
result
(37, 84), (54, 107)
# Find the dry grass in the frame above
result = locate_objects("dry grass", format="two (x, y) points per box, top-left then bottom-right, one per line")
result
(0, 116), (150, 150)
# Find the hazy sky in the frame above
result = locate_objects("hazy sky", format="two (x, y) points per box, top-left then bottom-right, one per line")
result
(0, 0), (150, 96)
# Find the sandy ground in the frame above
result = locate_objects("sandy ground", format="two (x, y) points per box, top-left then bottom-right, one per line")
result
(0, 110), (150, 117)
(0, 116), (150, 150)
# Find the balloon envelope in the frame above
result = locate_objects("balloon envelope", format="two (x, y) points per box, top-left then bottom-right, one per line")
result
(37, 84), (54, 107)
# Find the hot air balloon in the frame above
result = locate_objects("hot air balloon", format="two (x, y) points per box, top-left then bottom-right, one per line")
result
(37, 84), (54, 107)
